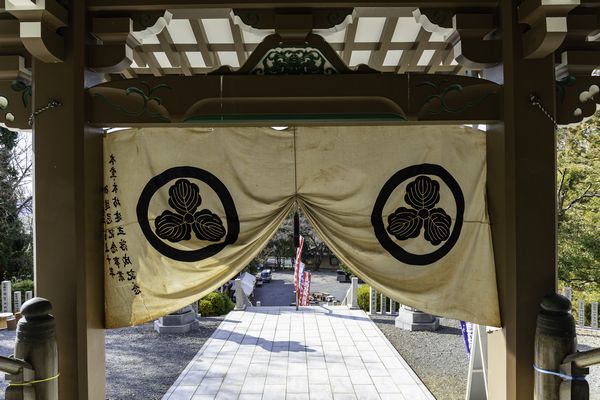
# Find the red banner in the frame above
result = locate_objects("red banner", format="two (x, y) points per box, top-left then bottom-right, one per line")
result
(300, 271), (311, 306)
(293, 235), (304, 294)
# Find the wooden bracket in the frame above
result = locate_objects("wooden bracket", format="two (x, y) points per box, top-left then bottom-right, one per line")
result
(87, 11), (172, 74)
(0, 55), (32, 130)
(88, 18), (140, 73)
(452, 13), (501, 69)
(5, 0), (68, 63)
(518, 0), (579, 59)
(555, 12), (600, 78)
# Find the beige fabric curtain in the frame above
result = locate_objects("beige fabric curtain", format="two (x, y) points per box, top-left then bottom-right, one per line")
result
(104, 125), (500, 328)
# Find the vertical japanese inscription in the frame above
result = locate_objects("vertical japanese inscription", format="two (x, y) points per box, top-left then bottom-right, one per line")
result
(104, 154), (141, 295)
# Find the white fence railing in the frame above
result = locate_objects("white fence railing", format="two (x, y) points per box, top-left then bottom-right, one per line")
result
(563, 287), (599, 330)
(368, 287), (399, 316)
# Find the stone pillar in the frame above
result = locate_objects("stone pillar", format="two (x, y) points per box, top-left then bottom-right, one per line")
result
(32, 1), (105, 398)
(13, 292), (22, 313)
(379, 294), (386, 314)
(563, 287), (572, 302)
(390, 300), (397, 315)
(12, 297), (59, 400)
(395, 305), (439, 331)
(592, 302), (598, 329)
(25, 291), (33, 302)
(1, 281), (12, 313)
(578, 300), (585, 326)
(368, 287), (377, 315)
(234, 279), (246, 310)
(349, 277), (358, 310)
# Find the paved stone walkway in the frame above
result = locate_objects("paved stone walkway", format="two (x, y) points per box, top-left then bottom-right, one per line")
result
(162, 306), (434, 400)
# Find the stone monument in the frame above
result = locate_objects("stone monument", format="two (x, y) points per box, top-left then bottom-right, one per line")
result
(153, 305), (200, 334)
(13, 292), (22, 313)
(395, 304), (439, 331)
(1, 281), (12, 313)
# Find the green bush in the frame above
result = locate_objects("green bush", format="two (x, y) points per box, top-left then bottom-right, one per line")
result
(199, 299), (216, 316)
(198, 291), (235, 316)
(357, 285), (370, 312)
(12, 279), (33, 293)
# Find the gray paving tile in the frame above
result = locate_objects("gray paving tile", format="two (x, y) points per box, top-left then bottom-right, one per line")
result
(194, 378), (223, 395)
(330, 377), (353, 394)
(162, 307), (432, 400)
(353, 384), (381, 400)
(168, 386), (196, 400)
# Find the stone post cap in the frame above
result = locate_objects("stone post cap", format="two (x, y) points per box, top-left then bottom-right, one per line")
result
(21, 297), (53, 317)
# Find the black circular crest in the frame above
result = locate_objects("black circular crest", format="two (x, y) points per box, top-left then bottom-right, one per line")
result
(371, 164), (464, 266)
(136, 166), (239, 262)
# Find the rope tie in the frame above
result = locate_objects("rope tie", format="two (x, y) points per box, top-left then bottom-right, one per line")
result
(533, 364), (586, 381)
(529, 94), (558, 129)
(8, 372), (60, 387)
(28, 99), (62, 127)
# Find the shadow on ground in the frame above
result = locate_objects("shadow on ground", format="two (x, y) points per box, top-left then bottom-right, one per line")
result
(105, 317), (223, 400)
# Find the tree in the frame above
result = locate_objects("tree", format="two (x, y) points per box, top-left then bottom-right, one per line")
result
(256, 209), (332, 270)
(556, 111), (600, 292)
(0, 127), (33, 280)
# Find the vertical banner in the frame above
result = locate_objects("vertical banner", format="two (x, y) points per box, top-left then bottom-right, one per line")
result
(300, 271), (311, 306)
(293, 235), (305, 295)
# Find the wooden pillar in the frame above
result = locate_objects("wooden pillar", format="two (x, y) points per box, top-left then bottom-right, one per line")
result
(32, 1), (105, 399)
(485, 1), (557, 399)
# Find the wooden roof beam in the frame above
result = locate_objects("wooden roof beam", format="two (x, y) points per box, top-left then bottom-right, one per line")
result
(88, 1), (499, 12)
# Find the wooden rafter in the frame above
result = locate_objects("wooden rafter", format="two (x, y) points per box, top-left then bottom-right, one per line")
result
(189, 18), (219, 68)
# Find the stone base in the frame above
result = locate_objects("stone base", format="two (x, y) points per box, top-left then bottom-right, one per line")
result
(154, 306), (200, 334)
(395, 308), (439, 331)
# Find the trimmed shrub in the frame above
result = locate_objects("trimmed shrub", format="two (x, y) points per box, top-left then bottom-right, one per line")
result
(198, 291), (235, 316)
(199, 299), (216, 316)
(12, 279), (33, 293)
(357, 285), (370, 312)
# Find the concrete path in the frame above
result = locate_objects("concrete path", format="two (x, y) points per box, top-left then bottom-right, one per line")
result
(162, 306), (434, 400)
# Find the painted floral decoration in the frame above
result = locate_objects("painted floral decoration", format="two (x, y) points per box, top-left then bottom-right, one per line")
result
(155, 179), (226, 242)
(387, 176), (452, 245)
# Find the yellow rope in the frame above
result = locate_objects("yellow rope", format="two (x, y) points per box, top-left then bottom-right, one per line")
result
(8, 372), (60, 387)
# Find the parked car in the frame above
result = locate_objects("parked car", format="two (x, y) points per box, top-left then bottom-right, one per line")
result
(336, 269), (351, 282)
(260, 269), (272, 283)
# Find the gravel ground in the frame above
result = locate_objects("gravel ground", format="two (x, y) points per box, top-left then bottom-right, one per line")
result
(0, 316), (223, 400)
(105, 316), (223, 400)
(577, 329), (600, 400)
(371, 314), (469, 400)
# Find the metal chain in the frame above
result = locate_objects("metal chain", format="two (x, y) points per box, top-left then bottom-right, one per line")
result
(529, 94), (558, 129)
(28, 99), (62, 127)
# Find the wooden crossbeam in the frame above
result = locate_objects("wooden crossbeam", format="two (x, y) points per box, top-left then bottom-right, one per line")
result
(139, 50), (163, 76)
(156, 29), (182, 68)
(88, 1), (499, 12)
(426, 49), (445, 73)
(396, 28), (431, 73)
(341, 16), (358, 66)
(189, 18), (219, 68)
(368, 16), (398, 69)
(229, 18), (248, 65)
